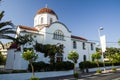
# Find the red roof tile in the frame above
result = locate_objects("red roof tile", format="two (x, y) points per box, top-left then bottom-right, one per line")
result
(37, 8), (56, 15)
(71, 35), (87, 41)
(19, 25), (38, 31)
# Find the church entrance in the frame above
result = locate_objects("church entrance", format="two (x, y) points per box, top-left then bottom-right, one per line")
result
(55, 53), (63, 62)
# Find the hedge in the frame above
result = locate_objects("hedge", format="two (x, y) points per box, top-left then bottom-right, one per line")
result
(79, 61), (120, 70)
(28, 61), (74, 72)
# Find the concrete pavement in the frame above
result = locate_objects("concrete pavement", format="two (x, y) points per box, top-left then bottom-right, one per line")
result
(0, 68), (120, 80)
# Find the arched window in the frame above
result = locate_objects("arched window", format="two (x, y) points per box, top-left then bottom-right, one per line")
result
(53, 30), (64, 40)
(73, 41), (77, 49)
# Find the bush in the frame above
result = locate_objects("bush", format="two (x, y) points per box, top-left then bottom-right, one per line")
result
(29, 77), (40, 80)
(112, 67), (116, 71)
(96, 69), (102, 73)
(55, 61), (74, 71)
(47, 63), (55, 71)
(11, 70), (27, 73)
(79, 61), (120, 70)
(79, 61), (97, 70)
(28, 61), (46, 72)
(73, 73), (79, 79)
(28, 61), (74, 72)
(0, 71), (9, 74)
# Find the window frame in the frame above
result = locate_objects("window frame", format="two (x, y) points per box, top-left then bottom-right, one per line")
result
(53, 30), (64, 40)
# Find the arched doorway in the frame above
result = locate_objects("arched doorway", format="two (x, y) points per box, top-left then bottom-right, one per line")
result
(55, 53), (63, 62)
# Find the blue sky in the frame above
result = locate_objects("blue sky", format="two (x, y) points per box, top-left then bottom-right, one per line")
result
(1, 0), (120, 47)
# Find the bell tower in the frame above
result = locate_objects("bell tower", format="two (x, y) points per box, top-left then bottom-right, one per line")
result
(34, 6), (58, 29)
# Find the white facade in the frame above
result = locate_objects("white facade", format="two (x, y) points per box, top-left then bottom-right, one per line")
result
(5, 7), (96, 70)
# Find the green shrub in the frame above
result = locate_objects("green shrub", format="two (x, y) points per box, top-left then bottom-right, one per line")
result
(55, 61), (74, 71)
(73, 73), (79, 79)
(29, 77), (40, 80)
(0, 71), (9, 74)
(79, 61), (97, 70)
(112, 67), (116, 71)
(79, 61), (120, 70)
(28, 61), (74, 72)
(28, 61), (46, 72)
(11, 70), (27, 73)
(47, 63), (55, 71)
(55, 62), (64, 71)
(96, 69), (102, 73)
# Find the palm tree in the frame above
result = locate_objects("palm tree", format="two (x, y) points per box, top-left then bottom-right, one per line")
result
(0, 11), (16, 48)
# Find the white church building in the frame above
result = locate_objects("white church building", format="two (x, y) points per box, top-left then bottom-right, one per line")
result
(5, 7), (96, 70)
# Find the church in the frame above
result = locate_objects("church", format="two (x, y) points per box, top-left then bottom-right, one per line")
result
(5, 6), (96, 70)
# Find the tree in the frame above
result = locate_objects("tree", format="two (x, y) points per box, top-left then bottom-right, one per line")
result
(113, 53), (120, 62)
(22, 50), (38, 77)
(92, 52), (101, 69)
(44, 44), (57, 64)
(35, 43), (64, 64)
(13, 34), (34, 51)
(0, 11), (16, 48)
(68, 51), (79, 74)
(15, 34), (33, 45)
(118, 39), (120, 45)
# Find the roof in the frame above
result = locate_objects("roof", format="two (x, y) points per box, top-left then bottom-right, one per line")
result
(9, 43), (18, 49)
(37, 7), (56, 15)
(71, 35), (87, 41)
(36, 7), (58, 19)
(9, 43), (21, 51)
(19, 25), (38, 31)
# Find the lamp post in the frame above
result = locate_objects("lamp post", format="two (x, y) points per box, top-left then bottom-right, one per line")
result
(98, 27), (106, 71)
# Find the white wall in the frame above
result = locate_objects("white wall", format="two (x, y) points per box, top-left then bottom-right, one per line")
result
(34, 13), (57, 27)
(45, 22), (72, 62)
(5, 49), (28, 70)
(13, 51), (28, 70)
(5, 49), (15, 69)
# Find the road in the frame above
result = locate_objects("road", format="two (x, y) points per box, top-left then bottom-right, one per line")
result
(41, 71), (120, 80)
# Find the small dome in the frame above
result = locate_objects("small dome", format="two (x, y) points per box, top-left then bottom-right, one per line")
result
(36, 7), (58, 19)
(37, 8), (56, 15)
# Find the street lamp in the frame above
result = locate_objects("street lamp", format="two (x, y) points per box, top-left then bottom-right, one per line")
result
(98, 27), (106, 71)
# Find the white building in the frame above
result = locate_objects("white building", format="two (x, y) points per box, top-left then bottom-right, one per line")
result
(5, 7), (96, 70)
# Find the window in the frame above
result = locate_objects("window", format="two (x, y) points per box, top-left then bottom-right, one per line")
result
(73, 41), (77, 49)
(83, 55), (86, 61)
(83, 42), (86, 50)
(53, 30), (64, 40)
(50, 18), (53, 24)
(91, 43), (94, 50)
(41, 17), (43, 24)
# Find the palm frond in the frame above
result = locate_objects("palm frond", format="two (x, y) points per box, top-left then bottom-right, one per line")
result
(0, 29), (16, 34)
(0, 27), (12, 31)
(0, 11), (4, 21)
(0, 35), (16, 41)
(0, 21), (13, 28)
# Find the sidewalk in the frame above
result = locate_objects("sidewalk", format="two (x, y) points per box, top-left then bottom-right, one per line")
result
(0, 68), (120, 80)
(0, 70), (73, 80)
